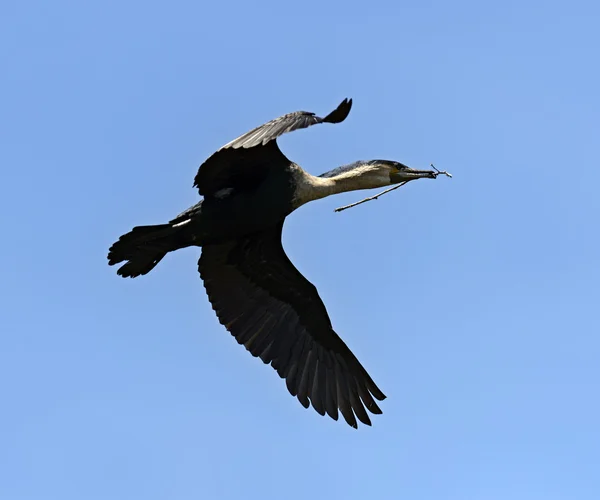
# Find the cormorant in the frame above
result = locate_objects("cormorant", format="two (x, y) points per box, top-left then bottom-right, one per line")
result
(108, 98), (444, 428)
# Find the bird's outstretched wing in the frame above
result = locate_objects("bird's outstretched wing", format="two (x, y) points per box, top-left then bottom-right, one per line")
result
(194, 98), (352, 198)
(198, 219), (385, 428)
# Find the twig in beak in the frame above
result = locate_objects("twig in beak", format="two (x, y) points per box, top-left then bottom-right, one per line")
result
(334, 163), (452, 212)
(431, 163), (452, 178)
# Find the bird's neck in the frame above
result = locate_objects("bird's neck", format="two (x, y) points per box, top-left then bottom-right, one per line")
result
(291, 165), (387, 207)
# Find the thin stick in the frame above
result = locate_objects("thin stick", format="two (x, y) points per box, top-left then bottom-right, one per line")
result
(431, 163), (452, 178)
(334, 181), (409, 212)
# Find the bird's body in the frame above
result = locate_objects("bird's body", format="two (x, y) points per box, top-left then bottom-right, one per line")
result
(108, 98), (444, 428)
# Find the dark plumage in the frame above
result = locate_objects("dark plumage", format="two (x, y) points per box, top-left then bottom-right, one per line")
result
(108, 98), (442, 428)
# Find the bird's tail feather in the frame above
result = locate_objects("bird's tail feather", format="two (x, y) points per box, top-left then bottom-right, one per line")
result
(108, 223), (188, 278)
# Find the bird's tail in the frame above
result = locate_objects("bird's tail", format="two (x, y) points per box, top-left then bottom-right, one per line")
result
(107, 223), (191, 278)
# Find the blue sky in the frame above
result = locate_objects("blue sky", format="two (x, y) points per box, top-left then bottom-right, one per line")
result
(2, 1), (599, 499)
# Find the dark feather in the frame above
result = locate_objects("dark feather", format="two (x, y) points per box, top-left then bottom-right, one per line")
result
(325, 365), (339, 421)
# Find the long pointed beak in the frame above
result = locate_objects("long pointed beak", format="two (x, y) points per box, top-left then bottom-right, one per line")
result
(390, 167), (437, 183)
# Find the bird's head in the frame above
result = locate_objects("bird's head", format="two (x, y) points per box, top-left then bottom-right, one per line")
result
(376, 160), (440, 185)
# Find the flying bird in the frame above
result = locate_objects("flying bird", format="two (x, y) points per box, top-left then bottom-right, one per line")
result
(108, 98), (444, 428)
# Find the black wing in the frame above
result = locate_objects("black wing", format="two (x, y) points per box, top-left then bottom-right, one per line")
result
(198, 220), (385, 428)
(194, 98), (352, 198)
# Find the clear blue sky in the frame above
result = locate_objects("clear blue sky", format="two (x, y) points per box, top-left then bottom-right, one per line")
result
(2, 1), (599, 499)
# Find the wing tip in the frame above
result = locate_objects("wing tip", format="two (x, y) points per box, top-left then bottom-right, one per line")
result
(323, 97), (353, 124)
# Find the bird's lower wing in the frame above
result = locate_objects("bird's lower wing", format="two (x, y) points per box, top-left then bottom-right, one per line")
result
(198, 220), (385, 428)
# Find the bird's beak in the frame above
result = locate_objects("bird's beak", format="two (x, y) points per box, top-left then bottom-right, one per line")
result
(390, 167), (437, 184)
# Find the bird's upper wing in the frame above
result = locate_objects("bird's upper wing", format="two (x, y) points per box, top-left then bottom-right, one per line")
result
(198, 220), (385, 428)
(193, 98), (352, 198)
